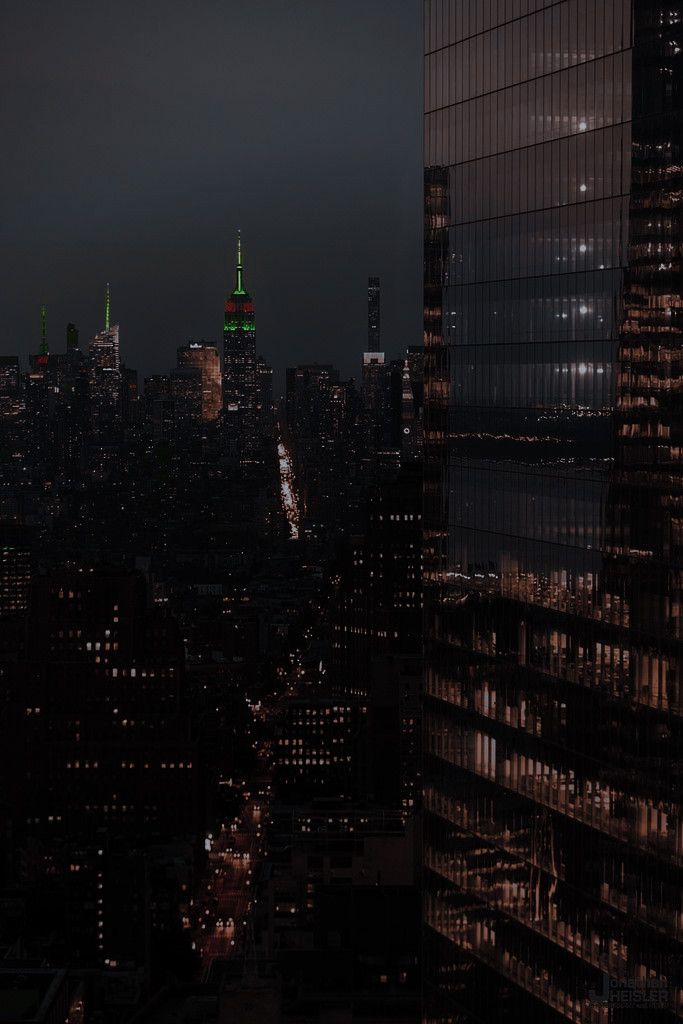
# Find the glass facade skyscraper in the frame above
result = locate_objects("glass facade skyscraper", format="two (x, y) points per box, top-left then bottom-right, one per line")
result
(424, 3), (683, 1021)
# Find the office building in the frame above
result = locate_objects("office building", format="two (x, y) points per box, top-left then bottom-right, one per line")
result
(4, 570), (200, 984)
(0, 358), (24, 422)
(89, 318), (121, 441)
(0, 525), (30, 620)
(177, 341), (222, 423)
(330, 460), (422, 810)
(256, 354), (274, 439)
(170, 366), (203, 438)
(424, 3), (683, 1021)
(361, 351), (388, 451)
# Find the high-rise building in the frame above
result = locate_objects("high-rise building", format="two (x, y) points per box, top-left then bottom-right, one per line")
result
(6, 570), (200, 979)
(0, 357), (24, 421)
(361, 351), (387, 450)
(89, 325), (119, 372)
(424, 4), (683, 1021)
(223, 233), (257, 455)
(368, 276), (381, 349)
(0, 524), (30, 620)
(88, 286), (122, 448)
(256, 354), (274, 439)
(89, 328), (121, 438)
(29, 304), (50, 372)
(330, 460), (422, 810)
(177, 341), (222, 422)
(121, 364), (139, 426)
(144, 375), (173, 441)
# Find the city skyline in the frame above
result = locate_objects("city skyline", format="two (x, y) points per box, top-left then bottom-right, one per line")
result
(6, 236), (414, 391)
(15, 247), (414, 395)
(0, 0), (423, 382)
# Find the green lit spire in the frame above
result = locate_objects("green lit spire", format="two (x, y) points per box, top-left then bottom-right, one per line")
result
(104, 282), (111, 331)
(39, 303), (48, 355)
(233, 230), (246, 295)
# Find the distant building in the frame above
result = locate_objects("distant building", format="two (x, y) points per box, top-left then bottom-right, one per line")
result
(8, 570), (201, 976)
(274, 697), (359, 802)
(361, 351), (387, 450)
(143, 375), (172, 441)
(170, 366), (203, 437)
(177, 342), (222, 422)
(330, 460), (422, 809)
(223, 234), (257, 456)
(0, 524), (30, 620)
(89, 323), (121, 439)
(285, 365), (361, 539)
(256, 355), (274, 438)
(0, 357), (24, 420)
(368, 276), (380, 349)
(29, 304), (50, 372)
(89, 325), (119, 372)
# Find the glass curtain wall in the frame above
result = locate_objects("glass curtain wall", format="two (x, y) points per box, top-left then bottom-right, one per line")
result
(424, 2), (683, 1021)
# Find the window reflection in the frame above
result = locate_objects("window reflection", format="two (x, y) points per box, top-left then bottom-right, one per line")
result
(424, 1), (683, 1020)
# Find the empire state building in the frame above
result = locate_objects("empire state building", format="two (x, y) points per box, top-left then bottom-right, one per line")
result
(223, 233), (257, 455)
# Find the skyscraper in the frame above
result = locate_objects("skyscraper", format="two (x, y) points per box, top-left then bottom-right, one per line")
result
(361, 351), (387, 450)
(177, 341), (222, 422)
(368, 276), (381, 349)
(89, 286), (121, 442)
(424, 4), (683, 1021)
(223, 233), (257, 455)
(30, 304), (50, 371)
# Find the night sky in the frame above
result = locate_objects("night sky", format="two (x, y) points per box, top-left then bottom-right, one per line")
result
(1, 0), (423, 387)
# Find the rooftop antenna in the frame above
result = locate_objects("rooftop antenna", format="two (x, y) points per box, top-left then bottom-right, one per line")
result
(234, 230), (245, 295)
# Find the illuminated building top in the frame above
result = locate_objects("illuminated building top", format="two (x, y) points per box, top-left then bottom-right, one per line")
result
(224, 232), (255, 333)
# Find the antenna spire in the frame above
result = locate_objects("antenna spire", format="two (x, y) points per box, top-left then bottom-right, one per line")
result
(234, 231), (245, 295)
(104, 282), (111, 331)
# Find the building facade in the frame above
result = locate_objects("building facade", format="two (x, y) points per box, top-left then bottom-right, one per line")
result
(424, 2), (683, 1021)
(177, 341), (222, 422)
(89, 324), (121, 440)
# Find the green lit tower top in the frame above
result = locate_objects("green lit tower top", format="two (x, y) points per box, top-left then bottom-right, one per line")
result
(224, 232), (254, 330)
(233, 232), (245, 296)
(222, 233), (258, 451)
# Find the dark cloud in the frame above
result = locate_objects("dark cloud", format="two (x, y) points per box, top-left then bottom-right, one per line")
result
(1, 0), (422, 386)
